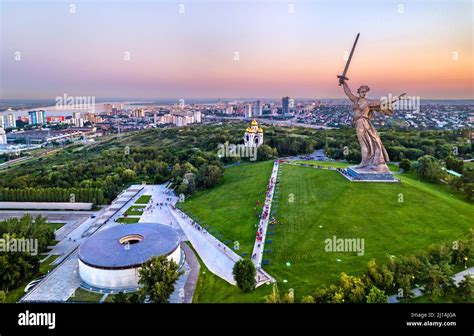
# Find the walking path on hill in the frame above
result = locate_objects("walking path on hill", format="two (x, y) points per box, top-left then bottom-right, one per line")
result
(251, 160), (279, 269)
(169, 202), (274, 287)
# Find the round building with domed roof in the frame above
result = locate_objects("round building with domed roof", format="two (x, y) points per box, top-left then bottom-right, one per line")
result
(78, 223), (182, 290)
(244, 119), (263, 148)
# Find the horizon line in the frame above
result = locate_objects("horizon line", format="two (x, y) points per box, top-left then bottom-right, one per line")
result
(1, 97), (473, 101)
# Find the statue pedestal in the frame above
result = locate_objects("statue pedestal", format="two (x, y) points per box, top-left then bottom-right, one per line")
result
(341, 166), (399, 182)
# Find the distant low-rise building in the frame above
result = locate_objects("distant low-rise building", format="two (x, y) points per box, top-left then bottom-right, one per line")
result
(131, 109), (145, 118)
(46, 116), (65, 124)
(0, 128), (7, 145)
(5, 114), (16, 128)
(193, 111), (202, 123)
(156, 109), (203, 126)
(225, 106), (234, 114)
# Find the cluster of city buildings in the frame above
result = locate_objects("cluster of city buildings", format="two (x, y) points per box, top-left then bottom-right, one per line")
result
(154, 109), (202, 126)
(398, 104), (472, 129)
(0, 102), (206, 151)
(217, 97), (296, 117)
(211, 98), (472, 131)
(0, 99), (472, 154)
(297, 102), (472, 129)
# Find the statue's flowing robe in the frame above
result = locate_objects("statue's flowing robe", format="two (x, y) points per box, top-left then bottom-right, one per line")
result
(353, 98), (393, 167)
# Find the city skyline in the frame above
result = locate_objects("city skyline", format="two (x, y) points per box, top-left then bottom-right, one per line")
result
(1, 0), (473, 99)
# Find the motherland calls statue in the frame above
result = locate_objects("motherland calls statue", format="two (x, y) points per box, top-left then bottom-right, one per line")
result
(338, 33), (406, 174)
(340, 80), (406, 173)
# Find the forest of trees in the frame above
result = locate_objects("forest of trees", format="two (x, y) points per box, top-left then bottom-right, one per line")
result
(0, 215), (56, 294)
(320, 127), (472, 163)
(0, 123), (471, 203)
(410, 155), (474, 201)
(0, 187), (104, 204)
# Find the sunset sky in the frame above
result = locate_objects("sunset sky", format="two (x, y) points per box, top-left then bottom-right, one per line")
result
(0, 0), (472, 99)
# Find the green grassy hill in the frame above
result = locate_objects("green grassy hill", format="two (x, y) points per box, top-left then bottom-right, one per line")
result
(179, 161), (274, 257)
(267, 164), (473, 298)
(180, 160), (474, 302)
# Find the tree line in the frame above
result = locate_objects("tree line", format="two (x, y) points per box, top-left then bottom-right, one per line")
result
(0, 187), (105, 205)
(399, 155), (474, 201)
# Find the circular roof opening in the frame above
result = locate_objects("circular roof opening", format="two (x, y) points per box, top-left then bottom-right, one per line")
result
(119, 234), (143, 245)
(78, 224), (181, 269)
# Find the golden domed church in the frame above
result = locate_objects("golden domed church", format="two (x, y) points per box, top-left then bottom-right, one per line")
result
(243, 119), (263, 148)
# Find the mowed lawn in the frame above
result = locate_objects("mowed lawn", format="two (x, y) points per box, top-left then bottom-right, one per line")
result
(135, 195), (151, 205)
(265, 164), (474, 298)
(187, 243), (272, 303)
(292, 159), (400, 172)
(124, 205), (145, 216)
(180, 161), (274, 257)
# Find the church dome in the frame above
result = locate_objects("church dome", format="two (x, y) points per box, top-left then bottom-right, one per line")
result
(250, 119), (258, 126)
(246, 127), (256, 133)
(257, 127), (263, 133)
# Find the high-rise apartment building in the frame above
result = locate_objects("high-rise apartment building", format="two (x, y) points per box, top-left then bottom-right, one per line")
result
(282, 97), (290, 115)
(28, 110), (46, 125)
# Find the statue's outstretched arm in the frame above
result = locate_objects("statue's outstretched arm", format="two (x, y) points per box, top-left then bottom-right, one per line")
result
(342, 81), (357, 102)
(370, 98), (393, 116)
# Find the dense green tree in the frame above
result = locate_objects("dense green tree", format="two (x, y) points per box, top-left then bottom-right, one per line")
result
(399, 158), (411, 171)
(455, 275), (473, 302)
(419, 263), (455, 301)
(426, 243), (453, 265)
(339, 272), (367, 303)
(121, 169), (137, 182)
(365, 286), (388, 303)
(365, 259), (394, 291)
(0, 244), (40, 292)
(171, 163), (182, 178)
(300, 295), (315, 303)
(391, 255), (425, 300)
(445, 155), (464, 173)
(463, 183), (474, 201)
(197, 164), (223, 189)
(448, 176), (464, 193)
(257, 144), (277, 161)
(415, 155), (445, 182)
(232, 259), (256, 293)
(138, 255), (183, 303)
